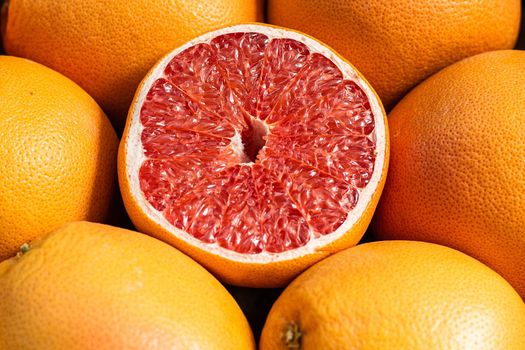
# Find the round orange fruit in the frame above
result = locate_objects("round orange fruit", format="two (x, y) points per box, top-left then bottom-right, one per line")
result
(0, 221), (255, 349)
(260, 241), (525, 349)
(374, 50), (525, 298)
(1, 0), (262, 130)
(0, 56), (117, 262)
(267, 0), (521, 108)
(118, 23), (389, 288)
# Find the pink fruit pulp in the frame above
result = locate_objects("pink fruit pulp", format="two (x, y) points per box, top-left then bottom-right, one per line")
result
(138, 32), (377, 254)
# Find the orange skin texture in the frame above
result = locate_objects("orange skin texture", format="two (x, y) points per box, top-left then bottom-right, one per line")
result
(374, 50), (525, 298)
(118, 24), (390, 288)
(260, 241), (525, 349)
(0, 221), (255, 350)
(267, 0), (521, 109)
(0, 56), (117, 261)
(1, 0), (262, 131)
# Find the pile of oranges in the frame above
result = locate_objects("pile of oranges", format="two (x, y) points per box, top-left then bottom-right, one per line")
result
(0, 0), (524, 348)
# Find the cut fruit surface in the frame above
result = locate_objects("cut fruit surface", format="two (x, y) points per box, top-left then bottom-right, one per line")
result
(119, 24), (388, 287)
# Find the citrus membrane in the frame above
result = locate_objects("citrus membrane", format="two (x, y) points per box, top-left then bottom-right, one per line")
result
(123, 24), (387, 262)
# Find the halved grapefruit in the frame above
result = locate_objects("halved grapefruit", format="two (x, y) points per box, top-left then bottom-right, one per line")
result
(119, 24), (389, 287)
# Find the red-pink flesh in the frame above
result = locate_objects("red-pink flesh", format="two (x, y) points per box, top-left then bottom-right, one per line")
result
(138, 32), (377, 254)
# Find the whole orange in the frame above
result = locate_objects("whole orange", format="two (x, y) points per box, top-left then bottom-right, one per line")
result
(374, 50), (525, 298)
(267, 0), (521, 108)
(260, 241), (525, 349)
(0, 56), (117, 261)
(1, 0), (262, 130)
(0, 221), (255, 349)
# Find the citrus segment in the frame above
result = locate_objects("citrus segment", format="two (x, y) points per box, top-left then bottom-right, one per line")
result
(120, 24), (388, 286)
(255, 38), (310, 121)
(211, 32), (269, 117)
(264, 52), (342, 125)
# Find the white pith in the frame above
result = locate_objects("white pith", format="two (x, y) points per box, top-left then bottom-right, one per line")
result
(124, 24), (387, 263)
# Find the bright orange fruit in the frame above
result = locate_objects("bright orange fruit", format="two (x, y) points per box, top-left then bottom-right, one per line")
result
(0, 221), (255, 349)
(119, 24), (389, 287)
(0, 56), (117, 261)
(268, 0), (521, 108)
(374, 50), (525, 298)
(261, 241), (525, 349)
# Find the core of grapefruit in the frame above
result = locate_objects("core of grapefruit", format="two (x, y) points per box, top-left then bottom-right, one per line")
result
(119, 24), (389, 287)
(0, 221), (255, 349)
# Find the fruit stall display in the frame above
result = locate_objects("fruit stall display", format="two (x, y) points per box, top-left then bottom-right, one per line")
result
(0, 0), (524, 349)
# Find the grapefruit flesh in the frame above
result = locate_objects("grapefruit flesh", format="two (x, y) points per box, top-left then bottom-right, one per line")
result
(139, 31), (377, 254)
(121, 24), (387, 286)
